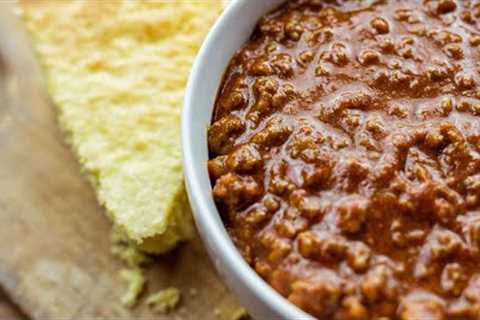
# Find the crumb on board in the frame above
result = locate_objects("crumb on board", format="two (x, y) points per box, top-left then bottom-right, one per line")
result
(111, 228), (152, 268)
(214, 307), (250, 320)
(119, 268), (146, 308)
(146, 287), (181, 314)
(114, 233), (182, 312)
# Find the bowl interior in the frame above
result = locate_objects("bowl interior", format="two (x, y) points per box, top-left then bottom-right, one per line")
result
(182, 0), (312, 319)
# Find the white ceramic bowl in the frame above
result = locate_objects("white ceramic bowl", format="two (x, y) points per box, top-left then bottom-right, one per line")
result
(182, 1), (313, 319)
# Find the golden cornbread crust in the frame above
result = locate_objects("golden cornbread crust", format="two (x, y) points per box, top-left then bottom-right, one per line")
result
(20, 0), (223, 253)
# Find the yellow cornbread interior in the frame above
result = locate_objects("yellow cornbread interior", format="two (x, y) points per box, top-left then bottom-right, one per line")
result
(20, 1), (223, 253)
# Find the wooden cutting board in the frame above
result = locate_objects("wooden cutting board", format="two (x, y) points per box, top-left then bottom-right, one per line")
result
(0, 3), (241, 319)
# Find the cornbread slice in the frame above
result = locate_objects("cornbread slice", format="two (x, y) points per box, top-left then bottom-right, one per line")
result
(20, 1), (223, 253)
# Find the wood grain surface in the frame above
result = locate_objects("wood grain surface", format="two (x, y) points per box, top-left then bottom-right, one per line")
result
(0, 3), (241, 319)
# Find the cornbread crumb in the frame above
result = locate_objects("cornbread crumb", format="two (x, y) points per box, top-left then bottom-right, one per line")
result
(214, 306), (250, 320)
(111, 228), (152, 268)
(119, 268), (146, 308)
(146, 287), (181, 314)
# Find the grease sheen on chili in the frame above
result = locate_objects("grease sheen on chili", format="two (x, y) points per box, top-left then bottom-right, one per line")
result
(208, 1), (480, 319)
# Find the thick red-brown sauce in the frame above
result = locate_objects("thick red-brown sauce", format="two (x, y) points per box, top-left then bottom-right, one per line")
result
(208, 1), (480, 319)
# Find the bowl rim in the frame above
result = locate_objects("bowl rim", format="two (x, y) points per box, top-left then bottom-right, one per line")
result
(182, 1), (312, 319)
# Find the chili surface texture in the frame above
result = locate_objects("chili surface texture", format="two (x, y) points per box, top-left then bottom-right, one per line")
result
(208, 1), (480, 318)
